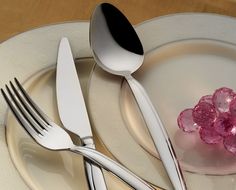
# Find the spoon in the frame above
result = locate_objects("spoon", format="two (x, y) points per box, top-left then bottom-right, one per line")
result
(90, 3), (187, 190)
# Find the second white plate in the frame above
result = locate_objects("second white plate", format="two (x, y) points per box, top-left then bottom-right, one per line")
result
(88, 13), (236, 190)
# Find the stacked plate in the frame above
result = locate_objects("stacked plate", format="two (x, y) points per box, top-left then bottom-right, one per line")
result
(1, 13), (236, 190)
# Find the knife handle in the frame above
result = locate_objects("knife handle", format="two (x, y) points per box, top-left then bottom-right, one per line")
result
(125, 75), (187, 190)
(84, 158), (107, 190)
(71, 146), (155, 190)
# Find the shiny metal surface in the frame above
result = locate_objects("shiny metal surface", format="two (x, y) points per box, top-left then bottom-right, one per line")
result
(90, 3), (143, 76)
(1, 78), (155, 190)
(56, 38), (107, 190)
(56, 38), (92, 139)
(90, 3), (187, 190)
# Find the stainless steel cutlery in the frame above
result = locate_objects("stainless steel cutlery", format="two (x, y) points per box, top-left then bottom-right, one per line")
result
(0, 3), (189, 189)
(56, 37), (107, 190)
(1, 78), (155, 190)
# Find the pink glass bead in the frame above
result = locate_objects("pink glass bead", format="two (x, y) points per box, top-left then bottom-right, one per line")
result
(177, 109), (199, 132)
(230, 98), (236, 117)
(192, 102), (217, 127)
(199, 126), (223, 144)
(224, 134), (236, 154)
(213, 87), (235, 113)
(199, 95), (213, 105)
(214, 113), (236, 137)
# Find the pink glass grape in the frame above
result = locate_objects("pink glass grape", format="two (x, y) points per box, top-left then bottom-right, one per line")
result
(213, 87), (235, 113)
(199, 95), (213, 105)
(177, 109), (199, 132)
(192, 102), (217, 127)
(214, 113), (236, 137)
(230, 97), (236, 117)
(199, 126), (223, 144)
(224, 134), (236, 154)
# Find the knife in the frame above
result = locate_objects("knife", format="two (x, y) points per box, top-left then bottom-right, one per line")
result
(56, 37), (107, 190)
(56, 38), (155, 190)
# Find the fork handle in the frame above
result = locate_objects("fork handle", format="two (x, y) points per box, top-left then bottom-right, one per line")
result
(84, 159), (107, 190)
(71, 146), (154, 190)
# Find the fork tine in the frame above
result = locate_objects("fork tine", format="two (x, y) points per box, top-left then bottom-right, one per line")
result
(2, 80), (74, 151)
(5, 84), (44, 135)
(14, 78), (51, 125)
(1, 88), (40, 139)
(10, 80), (48, 131)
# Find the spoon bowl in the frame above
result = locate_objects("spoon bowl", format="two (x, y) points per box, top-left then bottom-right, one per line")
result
(90, 3), (144, 76)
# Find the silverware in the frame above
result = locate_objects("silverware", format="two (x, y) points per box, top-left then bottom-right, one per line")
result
(1, 78), (155, 190)
(90, 3), (187, 190)
(56, 37), (107, 190)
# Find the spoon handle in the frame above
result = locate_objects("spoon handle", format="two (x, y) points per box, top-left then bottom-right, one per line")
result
(125, 75), (187, 190)
(71, 146), (155, 190)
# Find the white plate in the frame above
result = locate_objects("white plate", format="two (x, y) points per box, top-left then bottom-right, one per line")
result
(0, 22), (131, 190)
(0, 22), (92, 190)
(88, 13), (236, 190)
(6, 59), (132, 190)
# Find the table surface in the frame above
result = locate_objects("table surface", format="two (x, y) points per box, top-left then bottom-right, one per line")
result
(1, 0), (236, 42)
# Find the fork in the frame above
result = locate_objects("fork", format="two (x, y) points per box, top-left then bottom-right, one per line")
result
(1, 78), (155, 190)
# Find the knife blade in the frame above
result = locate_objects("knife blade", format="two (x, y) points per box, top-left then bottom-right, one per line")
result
(56, 37), (107, 190)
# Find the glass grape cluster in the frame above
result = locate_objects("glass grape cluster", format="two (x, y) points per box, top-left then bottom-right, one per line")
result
(177, 87), (236, 155)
